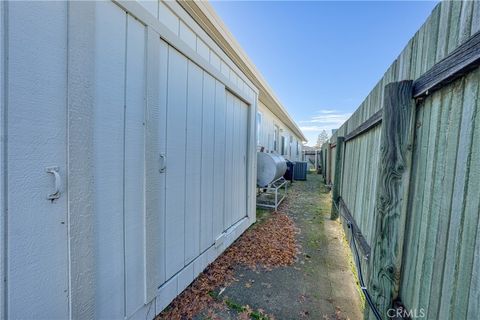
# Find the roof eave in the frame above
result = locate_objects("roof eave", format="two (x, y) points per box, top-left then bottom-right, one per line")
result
(177, 0), (307, 142)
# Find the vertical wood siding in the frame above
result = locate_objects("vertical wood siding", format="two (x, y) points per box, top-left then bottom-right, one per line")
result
(6, 2), (69, 318)
(124, 15), (147, 315)
(165, 46), (188, 279)
(200, 72), (216, 251)
(185, 61), (203, 265)
(92, 2), (253, 318)
(0, 1), (5, 318)
(213, 81), (227, 238)
(323, 1), (480, 318)
(94, 3), (127, 317)
(156, 38), (169, 289)
(94, 3), (148, 317)
(0, 0), (263, 318)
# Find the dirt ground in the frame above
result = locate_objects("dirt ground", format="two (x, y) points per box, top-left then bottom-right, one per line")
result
(157, 173), (363, 320)
(162, 173), (364, 320)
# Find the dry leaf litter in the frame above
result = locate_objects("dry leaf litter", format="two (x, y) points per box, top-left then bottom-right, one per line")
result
(157, 212), (299, 319)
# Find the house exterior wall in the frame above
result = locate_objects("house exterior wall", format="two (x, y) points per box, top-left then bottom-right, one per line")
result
(257, 101), (303, 161)
(0, 1), (303, 319)
(3, 2), (70, 318)
(0, 1), (260, 319)
(0, 2), (5, 319)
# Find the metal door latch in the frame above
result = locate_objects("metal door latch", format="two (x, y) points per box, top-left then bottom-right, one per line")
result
(46, 166), (61, 200)
(159, 154), (166, 173)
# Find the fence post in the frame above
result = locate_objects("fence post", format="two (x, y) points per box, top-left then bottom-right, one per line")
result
(367, 80), (415, 318)
(327, 143), (332, 184)
(330, 137), (345, 220)
(322, 145), (327, 183)
(318, 150), (323, 174)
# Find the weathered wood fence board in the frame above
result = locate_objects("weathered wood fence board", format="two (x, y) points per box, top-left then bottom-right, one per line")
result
(367, 81), (415, 317)
(413, 29), (480, 98)
(322, 1), (480, 319)
(331, 137), (344, 220)
(339, 198), (371, 259)
(344, 109), (382, 142)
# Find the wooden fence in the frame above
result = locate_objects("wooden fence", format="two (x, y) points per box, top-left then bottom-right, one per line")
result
(321, 1), (480, 319)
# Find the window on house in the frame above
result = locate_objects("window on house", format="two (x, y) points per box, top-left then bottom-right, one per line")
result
(289, 135), (293, 157)
(281, 136), (285, 155)
(273, 125), (279, 152)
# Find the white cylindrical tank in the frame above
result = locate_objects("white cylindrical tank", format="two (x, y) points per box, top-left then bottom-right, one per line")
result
(257, 152), (287, 187)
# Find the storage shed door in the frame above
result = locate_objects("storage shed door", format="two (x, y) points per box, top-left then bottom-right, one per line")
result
(224, 91), (249, 229)
(6, 2), (69, 318)
(94, 2), (146, 318)
(155, 42), (250, 287)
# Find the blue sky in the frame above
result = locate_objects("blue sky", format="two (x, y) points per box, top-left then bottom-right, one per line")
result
(210, 0), (438, 145)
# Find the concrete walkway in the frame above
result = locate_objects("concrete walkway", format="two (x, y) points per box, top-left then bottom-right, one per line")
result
(212, 173), (364, 319)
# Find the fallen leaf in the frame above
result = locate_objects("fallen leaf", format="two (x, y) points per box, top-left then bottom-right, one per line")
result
(157, 212), (298, 319)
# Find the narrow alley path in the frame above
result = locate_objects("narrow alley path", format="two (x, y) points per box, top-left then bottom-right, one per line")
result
(161, 173), (363, 320)
(218, 174), (364, 319)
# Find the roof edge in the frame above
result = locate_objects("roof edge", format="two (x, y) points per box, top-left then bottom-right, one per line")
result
(177, 0), (307, 142)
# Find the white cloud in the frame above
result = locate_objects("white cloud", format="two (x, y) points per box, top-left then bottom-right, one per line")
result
(318, 109), (337, 114)
(299, 109), (351, 146)
(306, 114), (351, 124)
(299, 126), (325, 132)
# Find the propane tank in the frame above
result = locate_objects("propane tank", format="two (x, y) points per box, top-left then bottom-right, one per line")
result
(256, 152), (287, 187)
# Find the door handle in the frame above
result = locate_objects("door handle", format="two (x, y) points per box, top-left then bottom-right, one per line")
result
(46, 166), (61, 200)
(159, 154), (166, 173)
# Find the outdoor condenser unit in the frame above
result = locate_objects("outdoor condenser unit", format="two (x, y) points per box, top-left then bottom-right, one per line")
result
(294, 161), (308, 181)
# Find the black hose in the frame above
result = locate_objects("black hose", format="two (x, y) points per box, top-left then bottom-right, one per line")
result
(334, 201), (383, 320)
(349, 220), (383, 320)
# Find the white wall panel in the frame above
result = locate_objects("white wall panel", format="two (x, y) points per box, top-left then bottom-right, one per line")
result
(157, 39), (169, 286)
(223, 92), (249, 228)
(221, 60), (230, 79)
(196, 36), (210, 62)
(213, 81), (227, 237)
(224, 92), (234, 229)
(2, 1), (259, 316)
(240, 103), (248, 220)
(177, 263), (194, 295)
(94, 2), (126, 317)
(185, 61), (203, 264)
(124, 15), (146, 316)
(156, 0), (258, 103)
(179, 20), (196, 51)
(158, 1), (179, 35)
(6, 2), (68, 318)
(0, 1), (5, 317)
(233, 98), (248, 224)
(210, 50), (221, 71)
(138, 0), (158, 18)
(232, 97), (241, 222)
(67, 3), (97, 317)
(156, 276), (177, 312)
(145, 25), (161, 302)
(165, 47), (188, 279)
(200, 73), (216, 251)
